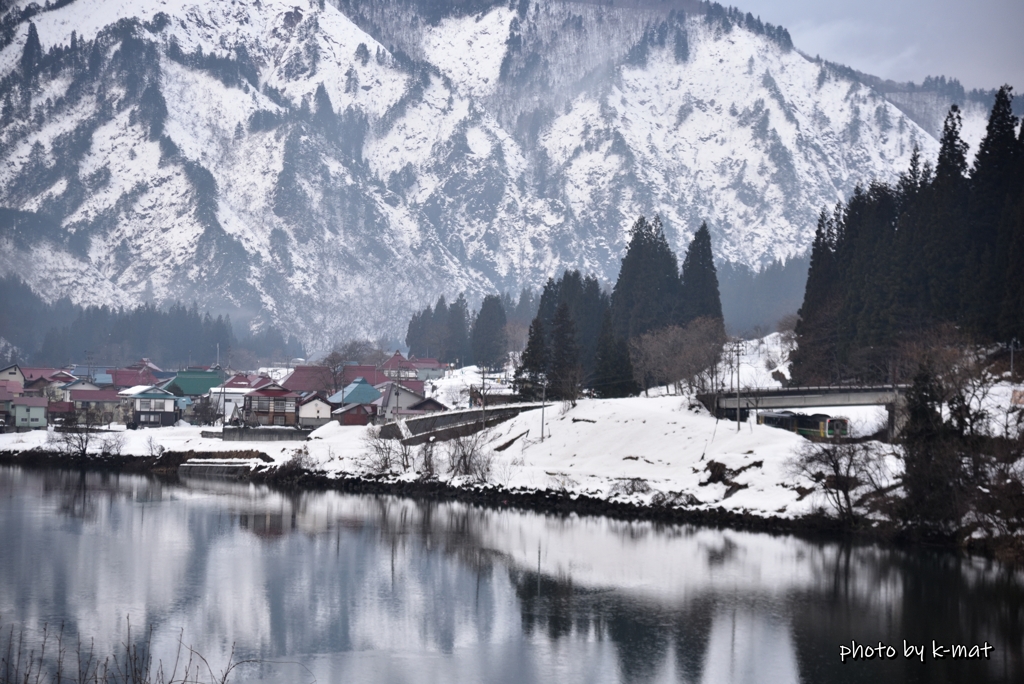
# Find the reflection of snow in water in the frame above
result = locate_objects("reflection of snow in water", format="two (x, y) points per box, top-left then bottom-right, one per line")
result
(0, 469), (1021, 683)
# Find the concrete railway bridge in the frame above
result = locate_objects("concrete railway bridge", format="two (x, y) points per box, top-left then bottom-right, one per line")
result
(697, 385), (910, 437)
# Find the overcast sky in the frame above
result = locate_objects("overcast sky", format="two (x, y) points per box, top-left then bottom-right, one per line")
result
(733, 0), (1022, 91)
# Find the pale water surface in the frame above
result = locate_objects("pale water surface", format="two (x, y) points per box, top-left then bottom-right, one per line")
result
(1, 467), (1022, 683)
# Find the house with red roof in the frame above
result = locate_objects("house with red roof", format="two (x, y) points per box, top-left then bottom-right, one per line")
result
(280, 365), (337, 394)
(242, 381), (300, 426)
(109, 367), (159, 389)
(12, 397), (48, 429)
(69, 389), (123, 423)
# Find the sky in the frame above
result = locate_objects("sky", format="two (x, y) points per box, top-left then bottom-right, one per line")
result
(733, 0), (1023, 91)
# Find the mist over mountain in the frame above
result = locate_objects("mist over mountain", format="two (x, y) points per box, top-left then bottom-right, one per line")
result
(0, 0), (1002, 351)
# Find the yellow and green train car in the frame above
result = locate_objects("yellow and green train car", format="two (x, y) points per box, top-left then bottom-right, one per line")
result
(757, 410), (849, 438)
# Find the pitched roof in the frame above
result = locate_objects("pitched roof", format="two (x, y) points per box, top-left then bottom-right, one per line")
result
(280, 365), (333, 393)
(164, 370), (224, 396)
(374, 381), (425, 407)
(19, 368), (61, 382)
(0, 380), (23, 395)
(70, 389), (121, 402)
(247, 381), (300, 399)
(409, 397), (448, 412)
(299, 393), (331, 406)
(118, 385), (174, 398)
(327, 377), (381, 405)
(109, 368), (158, 388)
(220, 373), (257, 388)
(48, 401), (74, 413)
(13, 397), (48, 407)
(380, 351), (412, 370)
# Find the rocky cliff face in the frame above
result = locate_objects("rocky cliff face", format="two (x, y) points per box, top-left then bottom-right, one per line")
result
(0, 0), (992, 348)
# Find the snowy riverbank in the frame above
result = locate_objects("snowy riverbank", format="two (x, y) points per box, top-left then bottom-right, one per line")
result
(0, 389), (897, 523)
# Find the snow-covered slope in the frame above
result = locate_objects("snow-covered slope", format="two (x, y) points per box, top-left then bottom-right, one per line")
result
(0, 0), (992, 349)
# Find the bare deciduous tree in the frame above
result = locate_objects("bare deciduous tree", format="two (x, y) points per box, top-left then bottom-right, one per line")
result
(628, 317), (726, 394)
(789, 440), (887, 523)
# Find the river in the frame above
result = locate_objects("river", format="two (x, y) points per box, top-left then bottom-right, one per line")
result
(0, 467), (1021, 683)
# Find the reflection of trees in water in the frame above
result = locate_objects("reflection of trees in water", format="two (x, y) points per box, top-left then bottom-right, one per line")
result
(789, 542), (1024, 684)
(509, 566), (717, 683)
(39, 470), (169, 521)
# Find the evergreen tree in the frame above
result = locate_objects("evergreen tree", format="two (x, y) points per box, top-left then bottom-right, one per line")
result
(20, 23), (42, 84)
(609, 215), (681, 340)
(513, 317), (548, 400)
(447, 293), (472, 365)
(426, 296), (450, 359)
(901, 367), (963, 527)
(471, 295), (507, 370)
(593, 311), (639, 398)
(313, 83), (337, 136)
(924, 107), (971, 323)
(678, 222), (723, 325)
(998, 119), (1024, 339)
(965, 86), (1020, 337)
(548, 302), (581, 403)
(791, 206), (842, 385)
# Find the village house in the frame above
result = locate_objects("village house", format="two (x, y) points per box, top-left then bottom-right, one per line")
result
(208, 373), (272, 422)
(118, 385), (180, 427)
(0, 385), (15, 427)
(297, 393), (333, 428)
(328, 377), (381, 426)
(60, 378), (101, 399)
(12, 397), (48, 429)
(162, 369), (226, 398)
(68, 389), (123, 424)
(1, 365), (75, 400)
(242, 381), (300, 426)
(372, 381), (447, 424)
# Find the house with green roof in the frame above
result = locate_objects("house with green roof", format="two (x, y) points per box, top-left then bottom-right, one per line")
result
(162, 369), (226, 398)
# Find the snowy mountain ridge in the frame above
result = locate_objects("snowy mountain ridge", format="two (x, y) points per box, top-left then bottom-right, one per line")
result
(0, 0), (993, 349)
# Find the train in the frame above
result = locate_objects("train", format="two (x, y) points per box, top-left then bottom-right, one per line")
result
(757, 410), (849, 438)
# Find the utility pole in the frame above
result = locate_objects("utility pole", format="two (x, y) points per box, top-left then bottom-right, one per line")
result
(540, 377), (546, 442)
(735, 341), (742, 432)
(1012, 338), (1019, 383)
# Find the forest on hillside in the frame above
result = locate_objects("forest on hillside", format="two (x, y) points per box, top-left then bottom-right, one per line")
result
(0, 275), (305, 369)
(792, 85), (1024, 386)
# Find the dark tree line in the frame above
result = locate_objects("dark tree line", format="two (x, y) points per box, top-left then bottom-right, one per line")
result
(791, 86), (1024, 385)
(404, 290), (538, 369)
(515, 216), (725, 401)
(0, 275), (304, 368)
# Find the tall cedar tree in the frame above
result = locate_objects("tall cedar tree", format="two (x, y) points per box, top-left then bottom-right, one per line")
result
(609, 216), (681, 340)
(999, 117), (1024, 339)
(472, 294), (507, 370)
(678, 222), (723, 325)
(513, 317), (547, 400)
(964, 86), (1020, 337)
(530, 270), (609, 386)
(548, 302), (582, 403)
(790, 207), (842, 385)
(447, 293), (472, 365)
(593, 311), (639, 397)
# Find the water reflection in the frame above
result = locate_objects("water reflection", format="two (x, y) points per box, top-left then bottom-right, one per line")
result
(0, 467), (1022, 683)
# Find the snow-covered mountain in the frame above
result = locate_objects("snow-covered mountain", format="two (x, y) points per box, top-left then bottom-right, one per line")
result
(0, 0), (995, 348)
